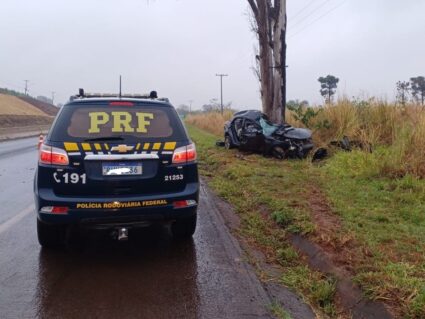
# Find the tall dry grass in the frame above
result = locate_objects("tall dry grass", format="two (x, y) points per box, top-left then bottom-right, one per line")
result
(186, 110), (234, 137)
(289, 98), (425, 178)
(186, 100), (425, 178)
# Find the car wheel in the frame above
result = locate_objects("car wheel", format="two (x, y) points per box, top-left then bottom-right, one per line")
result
(272, 146), (286, 160)
(37, 219), (66, 249)
(224, 135), (234, 150)
(171, 214), (197, 239)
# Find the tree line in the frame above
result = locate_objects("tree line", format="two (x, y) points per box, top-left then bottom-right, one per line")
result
(176, 74), (425, 117)
(316, 75), (425, 106)
(396, 77), (425, 106)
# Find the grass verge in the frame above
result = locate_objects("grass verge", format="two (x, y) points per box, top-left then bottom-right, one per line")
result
(188, 124), (425, 318)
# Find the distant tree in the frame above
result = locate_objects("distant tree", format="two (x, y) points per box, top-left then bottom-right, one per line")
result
(287, 99), (309, 110)
(410, 76), (425, 105)
(0, 87), (25, 97)
(318, 75), (339, 104)
(176, 104), (190, 117)
(202, 99), (231, 113)
(396, 81), (410, 106)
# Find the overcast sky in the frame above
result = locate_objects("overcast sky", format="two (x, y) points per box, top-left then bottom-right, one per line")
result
(1, 0), (424, 109)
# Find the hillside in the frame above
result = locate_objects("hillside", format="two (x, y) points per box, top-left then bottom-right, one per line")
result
(18, 95), (58, 116)
(0, 93), (54, 129)
(0, 94), (48, 116)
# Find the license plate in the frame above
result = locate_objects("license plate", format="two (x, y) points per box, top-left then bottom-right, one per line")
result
(102, 162), (143, 176)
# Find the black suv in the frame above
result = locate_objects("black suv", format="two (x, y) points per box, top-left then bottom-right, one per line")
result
(34, 91), (199, 248)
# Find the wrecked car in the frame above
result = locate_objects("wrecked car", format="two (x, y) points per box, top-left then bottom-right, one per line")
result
(224, 110), (314, 159)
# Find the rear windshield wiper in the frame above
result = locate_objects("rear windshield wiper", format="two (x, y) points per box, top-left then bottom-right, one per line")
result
(84, 137), (125, 142)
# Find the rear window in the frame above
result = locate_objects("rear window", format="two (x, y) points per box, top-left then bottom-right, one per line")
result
(49, 102), (188, 142)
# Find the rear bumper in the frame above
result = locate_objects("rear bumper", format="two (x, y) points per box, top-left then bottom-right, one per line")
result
(35, 182), (199, 226)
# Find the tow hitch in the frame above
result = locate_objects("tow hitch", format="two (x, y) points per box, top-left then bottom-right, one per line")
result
(111, 227), (129, 241)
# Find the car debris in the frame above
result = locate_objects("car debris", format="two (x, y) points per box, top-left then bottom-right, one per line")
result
(223, 110), (314, 159)
(312, 136), (373, 163)
(216, 141), (225, 147)
(312, 148), (328, 162)
(330, 136), (373, 153)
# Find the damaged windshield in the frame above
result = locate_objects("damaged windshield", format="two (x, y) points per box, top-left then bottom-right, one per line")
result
(259, 117), (278, 136)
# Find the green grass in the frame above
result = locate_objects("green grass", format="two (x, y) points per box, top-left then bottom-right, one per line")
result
(269, 302), (293, 319)
(188, 124), (425, 318)
(320, 151), (425, 318)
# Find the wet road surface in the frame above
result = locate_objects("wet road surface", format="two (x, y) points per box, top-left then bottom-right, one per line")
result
(0, 137), (273, 319)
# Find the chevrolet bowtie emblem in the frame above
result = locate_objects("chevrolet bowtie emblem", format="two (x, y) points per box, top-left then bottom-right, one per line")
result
(111, 144), (134, 153)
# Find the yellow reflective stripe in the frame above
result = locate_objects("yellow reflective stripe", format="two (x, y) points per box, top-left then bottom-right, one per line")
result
(81, 143), (92, 151)
(64, 142), (79, 152)
(143, 143), (150, 150)
(153, 143), (161, 151)
(136, 143), (141, 150)
(104, 143), (110, 150)
(163, 142), (176, 151)
(94, 143), (102, 151)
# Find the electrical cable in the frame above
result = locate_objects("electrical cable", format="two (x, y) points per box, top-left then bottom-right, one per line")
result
(291, 0), (320, 21)
(288, 0), (348, 39)
(290, 0), (335, 30)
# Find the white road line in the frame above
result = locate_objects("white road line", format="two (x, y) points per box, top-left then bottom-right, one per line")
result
(0, 205), (34, 235)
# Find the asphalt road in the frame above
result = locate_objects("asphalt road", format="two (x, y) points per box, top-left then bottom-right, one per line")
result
(0, 137), (273, 319)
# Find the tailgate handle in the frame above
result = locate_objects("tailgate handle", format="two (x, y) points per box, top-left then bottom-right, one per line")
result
(84, 154), (159, 161)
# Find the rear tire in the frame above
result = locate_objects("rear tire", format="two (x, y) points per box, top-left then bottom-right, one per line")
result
(225, 135), (234, 150)
(37, 219), (66, 249)
(171, 214), (197, 239)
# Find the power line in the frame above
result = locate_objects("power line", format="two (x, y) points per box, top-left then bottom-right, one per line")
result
(288, 0), (348, 39)
(290, 0), (335, 30)
(290, 0), (317, 21)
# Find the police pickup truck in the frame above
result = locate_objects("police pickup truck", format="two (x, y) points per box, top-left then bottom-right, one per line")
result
(34, 90), (199, 248)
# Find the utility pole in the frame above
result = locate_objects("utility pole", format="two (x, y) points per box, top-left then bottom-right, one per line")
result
(51, 92), (55, 105)
(188, 100), (194, 113)
(119, 75), (122, 98)
(24, 80), (29, 95)
(216, 74), (228, 114)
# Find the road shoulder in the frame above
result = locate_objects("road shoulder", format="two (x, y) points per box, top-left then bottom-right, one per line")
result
(201, 181), (316, 319)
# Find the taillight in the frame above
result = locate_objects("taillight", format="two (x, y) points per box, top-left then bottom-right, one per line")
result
(172, 143), (197, 164)
(40, 206), (69, 214)
(109, 101), (134, 106)
(173, 200), (197, 209)
(39, 144), (69, 165)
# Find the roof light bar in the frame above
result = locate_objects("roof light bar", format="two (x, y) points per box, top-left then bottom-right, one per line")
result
(70, 89), (169, 102)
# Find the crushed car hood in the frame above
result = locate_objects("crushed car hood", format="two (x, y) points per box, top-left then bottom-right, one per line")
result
(282, 127), (312, 140)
